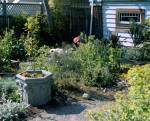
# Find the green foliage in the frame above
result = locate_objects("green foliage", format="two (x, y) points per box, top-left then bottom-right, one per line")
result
(0, 30), (27, 72)
(24, 14), (51, 46)
(35, 45), (50, 70)
(88, 64), (150, 121)
(122, 47), (143, 61)
(130, 21), (145, 46)
(142, 42), (150, 60)
(25, 15), (41, 40)
(35, 35), (122, 88)
(71, 38), (120, 86)
(0, 77), (20, 102)
(0, 100), (28, 121)
(129, 18), (150, 46)
(24, 34), (38, 71)
(0, 30), (13, 71)
(109, 33), (120, 48)
(10, 34), (27, 60)
(11, 14), (28, 37)
(48, 0), (70, 44)
(122, 42), (150, 61)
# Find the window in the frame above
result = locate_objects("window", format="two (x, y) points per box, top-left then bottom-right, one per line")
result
(117, 9), (145, 27)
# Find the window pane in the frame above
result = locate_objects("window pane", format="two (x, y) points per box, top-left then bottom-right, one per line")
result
(119, 12), (141, 23)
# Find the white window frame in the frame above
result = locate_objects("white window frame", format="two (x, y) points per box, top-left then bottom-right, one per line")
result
(117, 9), (145, 27)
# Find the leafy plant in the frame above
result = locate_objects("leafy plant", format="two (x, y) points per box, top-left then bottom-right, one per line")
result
(0, 77), (20, 102)
(142, 42), (150, 60)
(0, 100), (28, 121)
(129, 18), (150, 46)
(129, 21), (145, 46)
(11, 14), (28, 37)
(88, 64), (150, 121)
(109, 33), (120, 48)
(0, 30), (13, 71)
(122, 47), (142, 61)
(35, 34), (122, 88)
(25, 15), (41, 39)
(0, 30), (27, 72)
(24, 34), (38, 71)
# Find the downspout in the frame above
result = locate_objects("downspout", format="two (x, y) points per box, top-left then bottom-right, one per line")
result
(89, 0), (94, 35)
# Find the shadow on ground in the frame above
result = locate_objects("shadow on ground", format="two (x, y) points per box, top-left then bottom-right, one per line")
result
(44, 102), (87, 115)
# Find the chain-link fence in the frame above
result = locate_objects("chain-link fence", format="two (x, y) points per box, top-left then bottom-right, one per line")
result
(0, 1), (43, 28)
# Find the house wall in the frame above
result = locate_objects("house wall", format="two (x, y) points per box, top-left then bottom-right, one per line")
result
(102, 1), (150, 46)
(7, 0), (43, 2)
(18, 0), (42, 2)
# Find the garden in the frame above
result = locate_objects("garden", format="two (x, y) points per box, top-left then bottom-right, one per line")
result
(0, 1), (150, 121)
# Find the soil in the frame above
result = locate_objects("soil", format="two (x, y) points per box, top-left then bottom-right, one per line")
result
(25, 74), (127, 121)
(27, 87), (116, 121)
(27, 100), (112, 121)
(21, 72), (45, 78)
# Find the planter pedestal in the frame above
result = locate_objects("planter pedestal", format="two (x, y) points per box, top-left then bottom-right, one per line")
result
(16, 70), (53, 106)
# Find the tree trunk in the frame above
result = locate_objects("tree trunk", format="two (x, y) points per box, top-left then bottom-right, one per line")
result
(43, 0), (52, 28)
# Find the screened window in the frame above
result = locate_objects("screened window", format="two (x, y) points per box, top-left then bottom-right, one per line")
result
(117, 9), (145, 26)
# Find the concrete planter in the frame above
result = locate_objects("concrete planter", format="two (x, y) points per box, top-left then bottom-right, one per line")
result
(16, 70), (53, 106)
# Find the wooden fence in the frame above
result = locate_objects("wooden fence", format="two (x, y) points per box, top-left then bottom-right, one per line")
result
(62, 0), (103, 39)
(0, 1), (43, 28)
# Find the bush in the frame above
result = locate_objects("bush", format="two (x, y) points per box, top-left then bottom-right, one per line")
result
(48, 0), (70, 44)
(24, 14), (53, 46)
(142, 42), (150, 60)
(130, 21), (145, 46)
(0, 100), (28, 121)
(129, 18), (150, 46)
(122, 42), (150, 61)
(11, 14), (28, 37)
(88, 64), (150, 121)
(0, 30), (27, 72)
(0, 30), (13, 71)
(0, 77), (20, 102)
(122, 47), (143, 61)
(35, 35), (122, 88)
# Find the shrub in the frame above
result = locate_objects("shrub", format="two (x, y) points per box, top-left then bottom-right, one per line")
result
(0, 77), (20, 102)
(0, 30), (13, 71)
(129, 21), (145, 46)
(24, 14), (52, 46)
(10, 34), (27, 61)
(129, 18), (150, 46)
(122, 43), (150, 61)
(71, 39), (118, 86)
(0, 30), (27, 72)
(48, 0), (70, 44)
(35, 45), (51, 70)
(35, 35), (122, 88)
(142, 42), (150, 60)
(11, 14), (28, 37)
(25, 15), (41, 40)
(122, 47), (142, 61)
(88, 64), (150, 121)
(0, 100), (28, 121)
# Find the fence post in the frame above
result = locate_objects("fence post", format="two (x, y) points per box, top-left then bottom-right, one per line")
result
(2, 0), (7, 27)
(40, 2), (43, 15)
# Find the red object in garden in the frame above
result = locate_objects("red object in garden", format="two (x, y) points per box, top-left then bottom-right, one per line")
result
(73, 36), (81, 44)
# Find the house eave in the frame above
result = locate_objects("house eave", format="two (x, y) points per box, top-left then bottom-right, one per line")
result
(102, 0), (150, 2)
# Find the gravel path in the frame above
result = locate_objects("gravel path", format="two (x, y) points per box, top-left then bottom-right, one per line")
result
(28, 100), (112, 121)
